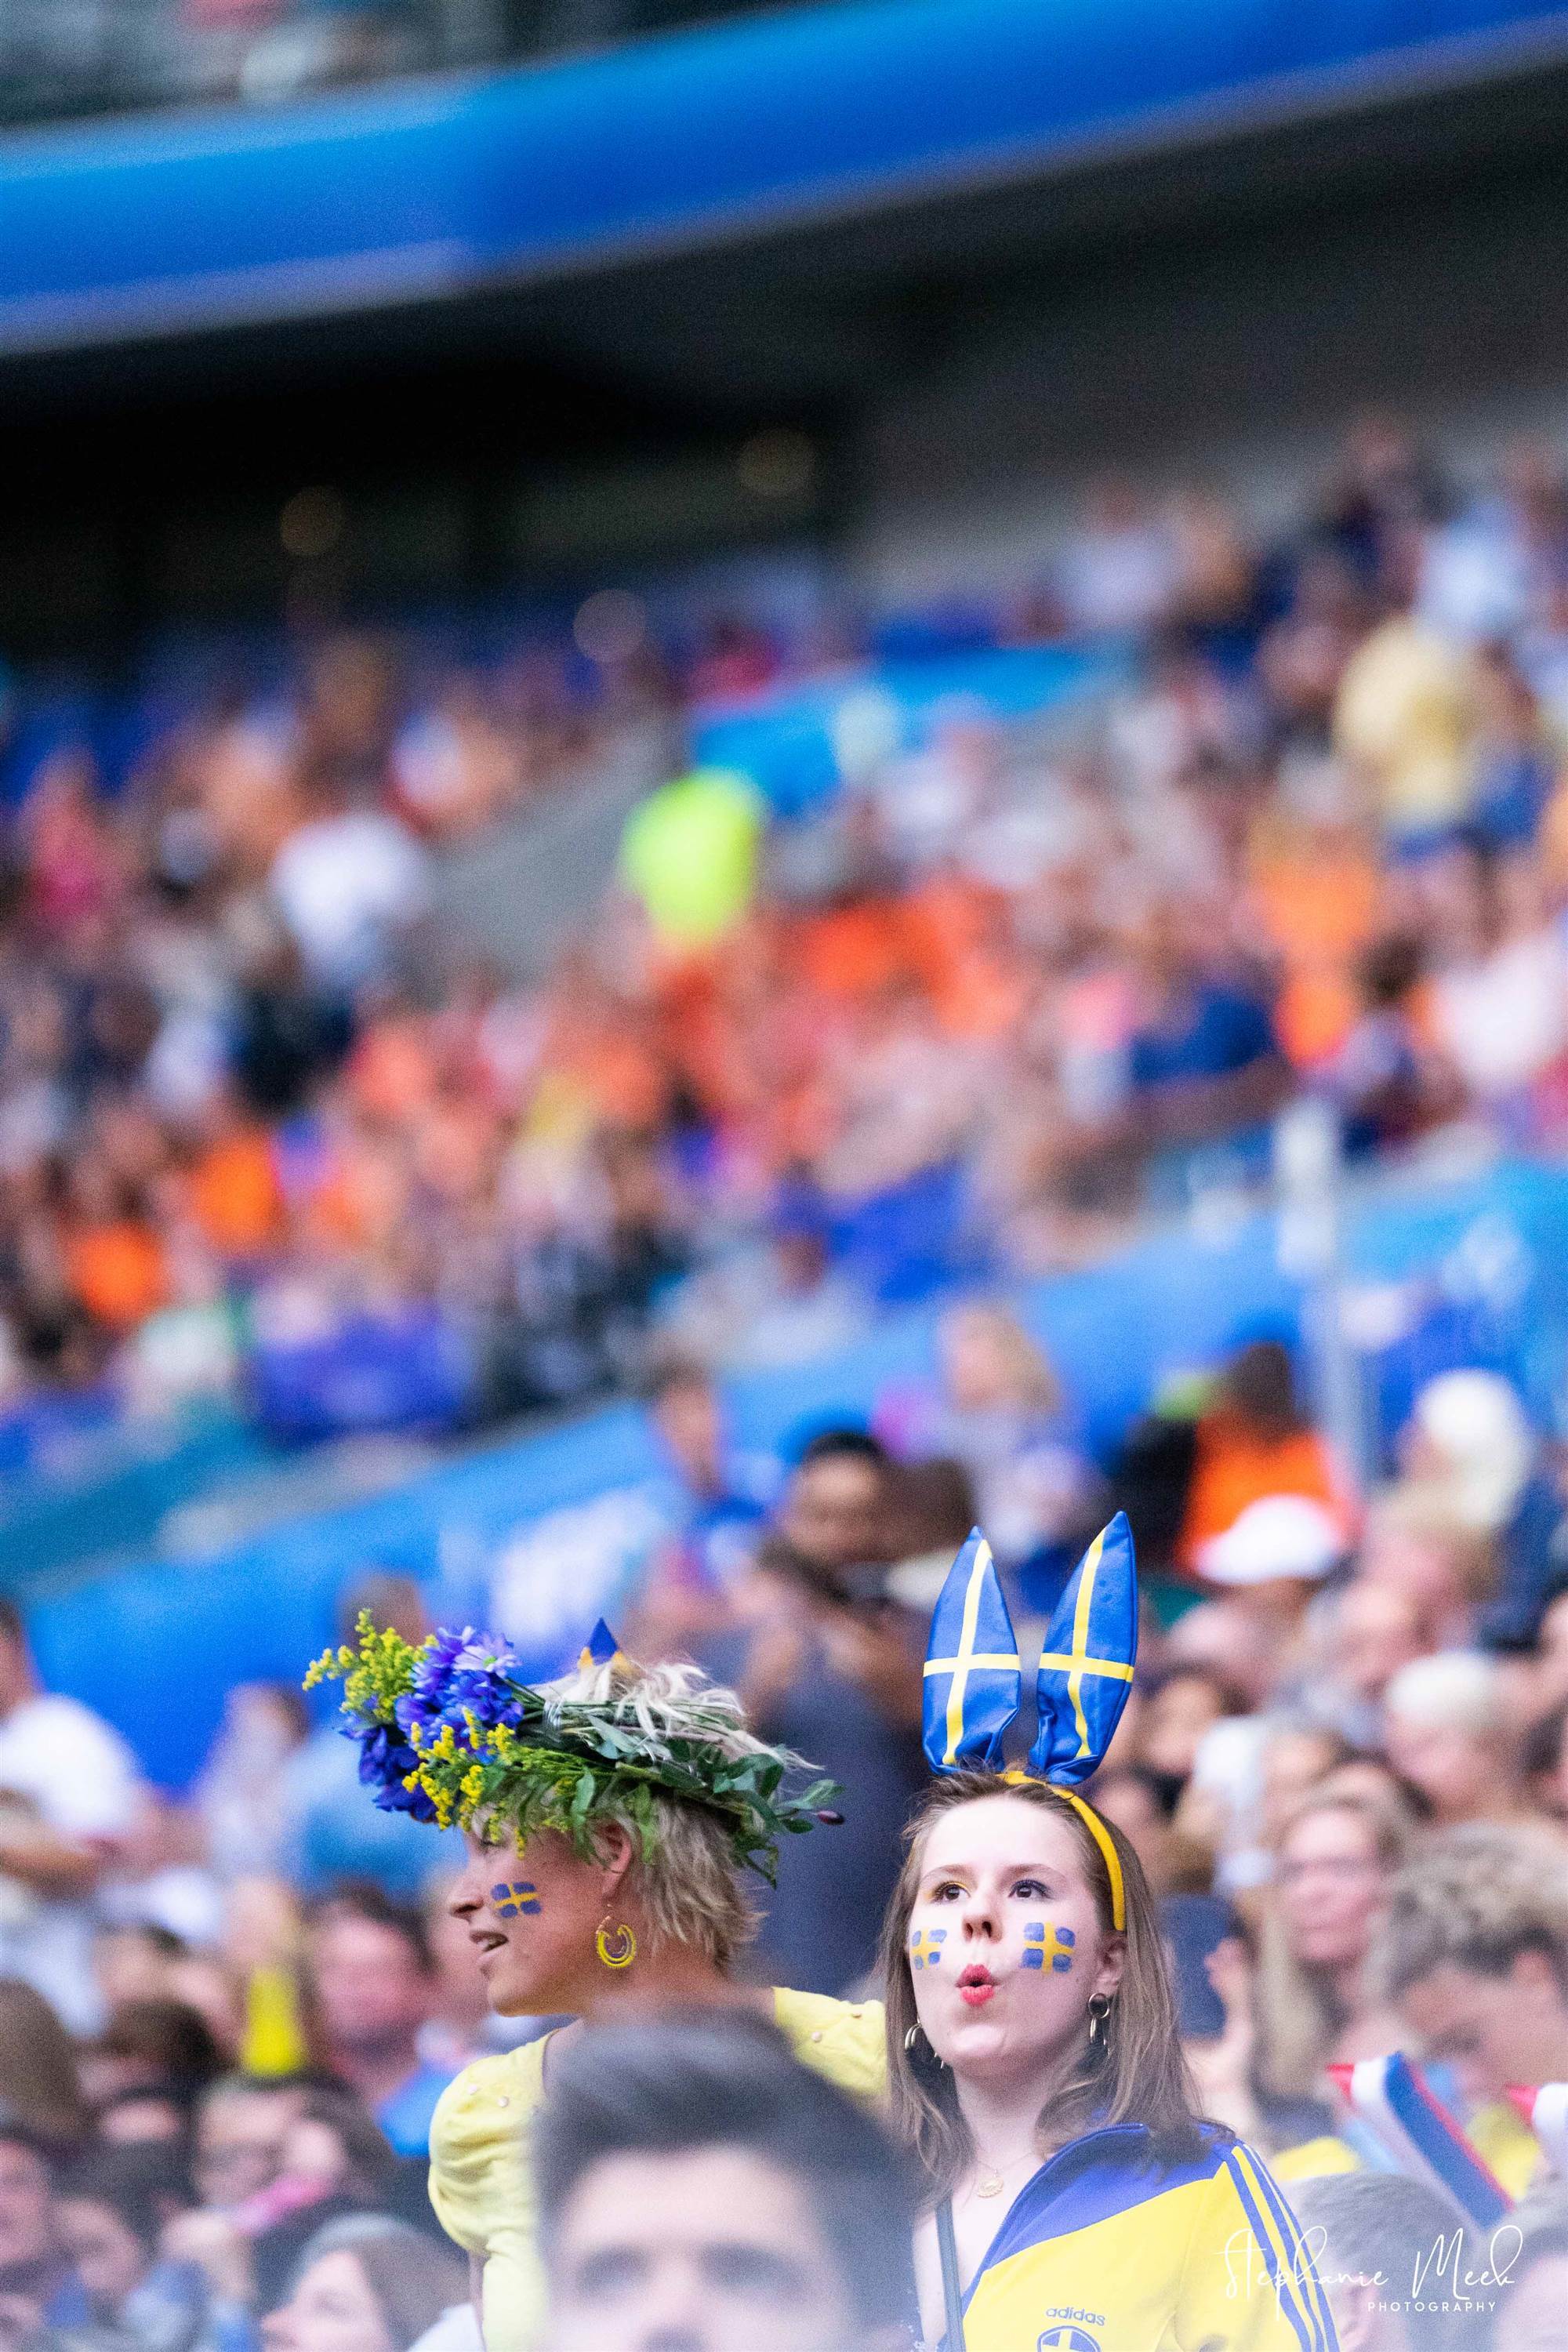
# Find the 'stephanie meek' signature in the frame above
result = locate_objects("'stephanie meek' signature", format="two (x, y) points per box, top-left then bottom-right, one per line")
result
(1224, 2222), (1523, 2318)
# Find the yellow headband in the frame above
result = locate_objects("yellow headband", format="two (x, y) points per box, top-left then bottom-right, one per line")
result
(1002, 1769), (1126, 1932)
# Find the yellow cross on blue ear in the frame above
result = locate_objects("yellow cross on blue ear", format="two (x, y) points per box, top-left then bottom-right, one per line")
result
(922, 1530), (1022, 1773)
(1029, 1512), (1138, 1784)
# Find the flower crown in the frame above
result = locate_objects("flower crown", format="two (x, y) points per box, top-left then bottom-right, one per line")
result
(304, 1615), (840, 1884)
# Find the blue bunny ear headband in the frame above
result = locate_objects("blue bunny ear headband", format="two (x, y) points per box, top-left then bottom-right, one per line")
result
(921, 1513), (1138, 1930)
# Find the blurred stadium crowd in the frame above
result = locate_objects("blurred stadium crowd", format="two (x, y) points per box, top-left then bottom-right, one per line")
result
(4, 412), (1568, 2345)
(5, 417), (1568, 1443)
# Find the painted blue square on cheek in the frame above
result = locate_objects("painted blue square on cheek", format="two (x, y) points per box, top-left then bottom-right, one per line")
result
(1024, 1923), (1045, 1942)
(1022, 1948), (1044, 1969)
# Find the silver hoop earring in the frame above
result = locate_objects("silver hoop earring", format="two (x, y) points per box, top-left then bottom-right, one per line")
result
(904, 2021), (947, 2068)
(1087, 1993), (1112, 2047)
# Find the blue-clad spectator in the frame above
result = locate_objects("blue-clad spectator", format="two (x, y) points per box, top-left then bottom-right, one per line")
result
(1126, 905), (1287, 1199)
(645, 1356), (772, 1592)
(303, 1893), (457, 2162)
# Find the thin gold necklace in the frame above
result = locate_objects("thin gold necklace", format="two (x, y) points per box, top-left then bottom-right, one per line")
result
(971, 2147), (1035, 2199)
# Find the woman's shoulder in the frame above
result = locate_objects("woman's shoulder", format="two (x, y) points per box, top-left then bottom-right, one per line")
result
(428, 2039), (550, 2242)
(771, 1987), (887, 2100)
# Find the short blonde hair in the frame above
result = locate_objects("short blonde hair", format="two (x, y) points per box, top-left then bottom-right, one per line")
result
(1375, 1824), (1568, 2002)
(536, 1653), (770, 1969)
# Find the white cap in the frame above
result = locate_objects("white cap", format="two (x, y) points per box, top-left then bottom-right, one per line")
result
(1198, 1494), (1348, 1586)
(1410, 1370), (1534, 1530)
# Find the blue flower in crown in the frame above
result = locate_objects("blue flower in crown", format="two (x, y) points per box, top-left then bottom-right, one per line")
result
(447, 1634), (524, 1730)
(354, 1722), (437, 1820)
(395, 1626), (522, 1747)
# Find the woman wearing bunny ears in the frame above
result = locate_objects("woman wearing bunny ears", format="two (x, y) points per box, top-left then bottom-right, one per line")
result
(881, 1515), (1337, 2352)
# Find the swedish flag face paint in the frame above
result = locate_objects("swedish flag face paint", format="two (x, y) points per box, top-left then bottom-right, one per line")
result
(491, 1881), (541, 1919)
(909, 1927), (948, 1970)
(1021, 1922), (1076, 1973)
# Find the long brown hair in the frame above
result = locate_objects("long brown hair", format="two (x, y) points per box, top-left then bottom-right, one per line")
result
(880, 1773), (1201, 2203)
(0, 1977), (88, 2149)
(1254, 1789), (1414, 2102)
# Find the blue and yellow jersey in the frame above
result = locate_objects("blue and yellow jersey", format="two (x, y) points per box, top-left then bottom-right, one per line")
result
(955, 2121), (1338, 2352)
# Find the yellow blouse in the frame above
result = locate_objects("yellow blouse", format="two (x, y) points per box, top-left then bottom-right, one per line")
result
(427, 1989), (887, 2352)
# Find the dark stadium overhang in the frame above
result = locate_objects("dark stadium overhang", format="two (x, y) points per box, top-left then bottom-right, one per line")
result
(5, 0), (1568, 393)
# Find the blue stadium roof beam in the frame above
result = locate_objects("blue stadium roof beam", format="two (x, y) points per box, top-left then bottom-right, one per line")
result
(4, 0), (1568, 354)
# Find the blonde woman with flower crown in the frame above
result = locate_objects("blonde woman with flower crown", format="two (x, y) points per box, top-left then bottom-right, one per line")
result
(307, 1620), (882, 2352)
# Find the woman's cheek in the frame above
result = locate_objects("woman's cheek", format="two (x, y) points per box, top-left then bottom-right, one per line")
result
(908, 1919), (950, 2018)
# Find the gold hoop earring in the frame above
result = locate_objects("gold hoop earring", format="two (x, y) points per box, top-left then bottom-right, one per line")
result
(595, 1913), (637, 1970)
(1087, 1992), (1112, 2047)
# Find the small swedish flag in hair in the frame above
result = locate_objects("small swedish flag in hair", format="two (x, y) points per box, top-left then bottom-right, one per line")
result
(579, 1619), (628, 1673)
(922, 1530), (1023, 1773)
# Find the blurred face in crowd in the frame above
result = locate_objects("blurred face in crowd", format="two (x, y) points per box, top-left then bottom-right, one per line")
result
(93, 1926), (179, 2015)
(1330, 1581), (1423, 1700)
(1261, 1727), (1346, 1848)
(652, 1377), (722, 1494)
(1397, 1951), (1568, 2108)
(1139, 1669), (1230, 1783)
(1089, 1769), (1171, 1896)
(545, 2146), (866, 2352)
(98, 2096), (187, 2150)
(941, 1308), (1044, 1416)
(906, 1794), (1120, 2086)
(263, 2250), (394, 2352)
(0, 1628), (33, 1720)
(1492, 2250), (1568, 2352)
(1537, 1712), (1568, 1823)
(309, 1915), (430, 2059)
(1356, 1515), (1468, 1639)
(1276, 1805), (1387, 1974)
(450, 1826), (616, 2017)
(1382, 1712), (1500, 1826)
(56, 2197), (147, 2313)
(0, 2141), (56, 2279)
(780, 1451), (890, 1576)
(196, 2084), (303, 2209)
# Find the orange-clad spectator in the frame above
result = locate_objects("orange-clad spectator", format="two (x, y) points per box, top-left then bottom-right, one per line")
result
(903, 873), (1025, 1041)
(795, 895), (914, 1003)
(187, 1123), (286, 1259)
(1179, 1338), (1354, 1576)
(67, 1214), (169, 1333)
(1248, 811), (1382, 1069)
